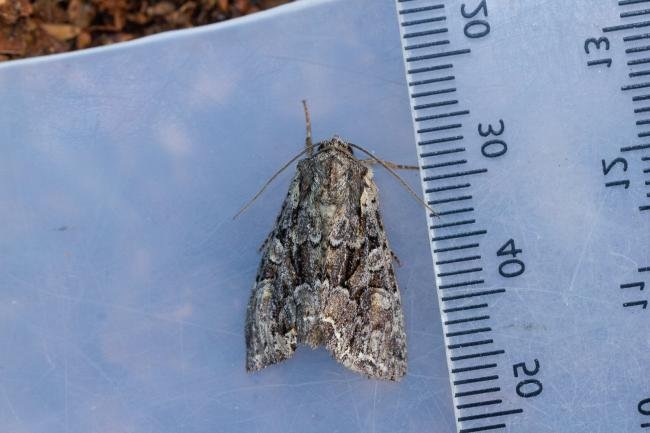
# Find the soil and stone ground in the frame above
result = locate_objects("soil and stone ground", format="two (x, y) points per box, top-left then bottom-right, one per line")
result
(0, 0), (294, 61)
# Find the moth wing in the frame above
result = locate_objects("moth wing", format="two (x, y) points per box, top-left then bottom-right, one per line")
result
(245, 173), (302, 372)
(329, 173), (407, 381)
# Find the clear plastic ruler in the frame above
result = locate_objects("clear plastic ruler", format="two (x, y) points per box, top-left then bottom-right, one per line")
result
(393, 1), (650, 432)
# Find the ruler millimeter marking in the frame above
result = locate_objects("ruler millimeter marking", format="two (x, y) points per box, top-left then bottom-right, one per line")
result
(393, 1), (519, 432)
(613, 0), (650, 213)
(394, 1), (650, 432)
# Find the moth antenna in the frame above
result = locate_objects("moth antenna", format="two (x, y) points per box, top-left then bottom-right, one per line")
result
(233, 146), (311, 219)
(347, 143), (436, 216)
(362, 159), (419, 170)
(302, 100), (313, 156)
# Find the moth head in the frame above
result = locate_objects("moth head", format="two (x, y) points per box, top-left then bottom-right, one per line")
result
(318, 135), (354, 155)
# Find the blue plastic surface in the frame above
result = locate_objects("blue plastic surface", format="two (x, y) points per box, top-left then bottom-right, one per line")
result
(0, 1), (454, 432)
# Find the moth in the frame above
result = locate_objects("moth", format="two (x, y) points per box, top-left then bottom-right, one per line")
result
(240, 102), (430, 381)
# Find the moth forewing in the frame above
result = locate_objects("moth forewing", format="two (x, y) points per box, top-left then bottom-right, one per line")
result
(245, 136), (408, 381)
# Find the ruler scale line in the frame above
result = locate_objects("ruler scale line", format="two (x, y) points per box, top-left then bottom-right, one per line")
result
(433, 207), (476, 216)
(621, 144), (650, 151)
(420, 148), (466, 158)
(406, 48), (471, 62)
(427, 184), (472, 194)
(444, 304), (489, 314)
(424, 168), (488, 181)
(437, 255), (482, 265)
(454, 387), (500, 397)
(624, 32), (650, 40)
(419, 135), (464, 145)
(444, 314), (490, 324)
(399, 5), (445, 15)
(411, 88), (457, 98)
(626, 45), (650, 53)
(441, 289), (506, 302)
(405, 40), (450, 51)
(453, 375), (499, 385)
(414, 100), (458, 110)
(451, 363), (499, 374)
(431, 219), (476, 229)
(447, 337), (493, 348)
(621, 8), (650, 17)
(416, 110), (471, 121)
(458, 425), (506, 433)
(438, 280), (485, 290)
(428, 195), (473, 205)
(408, 63), (453, 74)
(422, 160), (467, 170)
(403, 28), (449, 39)
(418, 124), (463, 134)
(456, 399), (503, 410)
(622, 81), (650, 90)
(409, 75), (455, 86)
(401, 17), (447, 27)
(604, 20), (650, 32)
(445, 327), (492, 337)
(628, 57), (650, 64)
(434, 243), (480, 253)
(620, 0), (650, 6)
(450, 350), (505, 361)
(458, 409), (524, 422)
(432, 230), (487, 241)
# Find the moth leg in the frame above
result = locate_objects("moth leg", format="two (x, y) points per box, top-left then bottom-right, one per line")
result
(390, 250), (402, 267)
(302, 100), (313, 156)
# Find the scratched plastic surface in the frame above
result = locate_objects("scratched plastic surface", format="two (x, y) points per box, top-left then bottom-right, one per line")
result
(0, 1), (456, 433)
(394, 1), (650, 432)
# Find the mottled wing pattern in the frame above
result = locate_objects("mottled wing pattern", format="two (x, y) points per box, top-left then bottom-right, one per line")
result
(245, 172), (302, 371)
(245, 144), (407, 381)
(332, 166), (407, 380)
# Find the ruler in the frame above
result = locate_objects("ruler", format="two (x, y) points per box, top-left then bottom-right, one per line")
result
(394, 1), (650, 432)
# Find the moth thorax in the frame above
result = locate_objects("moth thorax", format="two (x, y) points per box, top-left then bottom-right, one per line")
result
(317, 136), (353, 155)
